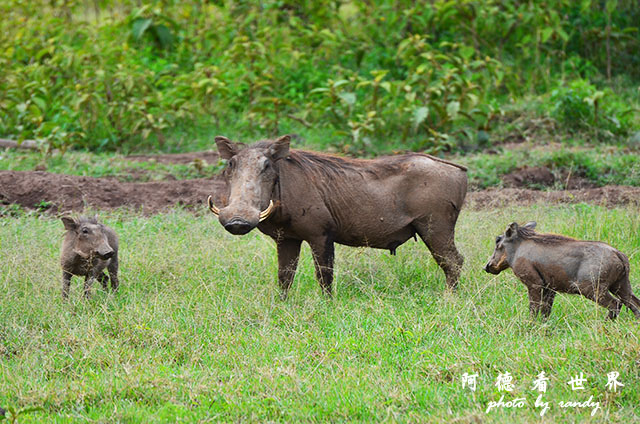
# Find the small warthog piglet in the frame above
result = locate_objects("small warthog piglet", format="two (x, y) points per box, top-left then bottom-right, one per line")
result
(60, 215), (119, 299)
(484, 221), (640, 320)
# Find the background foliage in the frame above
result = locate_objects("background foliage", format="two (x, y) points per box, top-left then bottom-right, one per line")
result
(0, 0), (639, 153)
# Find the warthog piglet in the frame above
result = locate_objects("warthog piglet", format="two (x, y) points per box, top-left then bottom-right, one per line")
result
(484, 221), (640, 320)
(60, 215), (119, 299)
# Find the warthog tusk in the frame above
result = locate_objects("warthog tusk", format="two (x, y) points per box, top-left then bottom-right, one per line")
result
(207, 195), (220, 216)
(259, 200), (275, 222)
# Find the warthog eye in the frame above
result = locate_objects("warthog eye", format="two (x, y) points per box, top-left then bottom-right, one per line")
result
(82, 228), (89, 234)
(261, 160), (271, 173)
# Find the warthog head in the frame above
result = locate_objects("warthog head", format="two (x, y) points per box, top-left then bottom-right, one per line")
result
(208, 135), (290, 235)
(62, 216), (115, 260)
(484, 221), (537, 274)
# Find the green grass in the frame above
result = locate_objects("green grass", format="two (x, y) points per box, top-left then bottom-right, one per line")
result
(0, 149), (222, 182)
(1, 204), (639, 422)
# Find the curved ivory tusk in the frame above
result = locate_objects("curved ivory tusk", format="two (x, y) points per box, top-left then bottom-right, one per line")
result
(207, 195), (220, 216)
(259, 200), (275, 222)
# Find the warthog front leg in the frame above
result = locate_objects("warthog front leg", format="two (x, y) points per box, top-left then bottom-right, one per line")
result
(62, 271), (72, 300)
(527, 285), (545, 317)
(309, 238), (335, 297)
(108, 254), (119, 292)
(84, 275), (95, 299)
(277, 238), (302, 300)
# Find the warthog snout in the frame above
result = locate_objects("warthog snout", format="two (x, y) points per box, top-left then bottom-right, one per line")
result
(98, 249), (115, 260)
(483, 262), (500, 274)
(224, 217), (254, 235)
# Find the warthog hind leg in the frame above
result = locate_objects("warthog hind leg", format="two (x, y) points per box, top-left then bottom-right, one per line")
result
(610, 275), (640, 318)
(309, 237), (335, 297)
(413, 220), (463, 290)
(581, 286), (622, 320)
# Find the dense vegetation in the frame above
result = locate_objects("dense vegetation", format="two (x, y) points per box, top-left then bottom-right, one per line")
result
(1, 0), (639, 154)
(1, 206), (639, 422)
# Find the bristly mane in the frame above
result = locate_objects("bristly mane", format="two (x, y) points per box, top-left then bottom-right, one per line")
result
(248, 140), (466, 180)
(78, 216), (99, 225)
(517, 226), (576, 244)
(250, 140), (397, 179)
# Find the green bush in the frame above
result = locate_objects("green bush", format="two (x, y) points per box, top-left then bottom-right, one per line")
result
(550, 79), (637, 137)
(0, 0), (638, 153)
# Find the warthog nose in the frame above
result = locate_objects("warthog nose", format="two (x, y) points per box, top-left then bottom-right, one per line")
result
(100, 250), (114, 260)
(224, 218), (253, 235)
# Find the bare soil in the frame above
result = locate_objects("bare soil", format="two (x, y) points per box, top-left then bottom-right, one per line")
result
(0, 170), (224, 215)
(467, 186), (640, 209)
(1, 170), (639, 215)
(502, 166), (598, 190)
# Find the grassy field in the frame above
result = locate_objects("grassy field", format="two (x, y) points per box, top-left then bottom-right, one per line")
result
(1, 204), (639, 422)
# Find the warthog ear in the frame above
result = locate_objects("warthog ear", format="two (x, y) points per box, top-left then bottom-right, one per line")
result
(505, 222), (519, 239)
(215, 136), (239, 160)
(270, 135), (291, 161)
(61, 216), (78, 231)
(523, 221), (537, 230)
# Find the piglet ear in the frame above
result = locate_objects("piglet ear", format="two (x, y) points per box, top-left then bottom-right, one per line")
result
(523, 221), (537, 230)
(61, 216), (78, 231)
(215, 136), (239, 160)
(269, 135), (290, 161)
(505, 222), (519, 239)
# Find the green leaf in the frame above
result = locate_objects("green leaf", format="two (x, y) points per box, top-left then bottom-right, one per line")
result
(152, 24), (174, 49)
(556, 28), (569, 42)
(338, 92), (356, 106)
(308, 87), (329, 95)
(459, 45), (474, 60)
(446, 101), (460, 119)
(541, 27), (554, 43)
(31, 97), (46, 111)
(412, 106), (429, 132)
(132, 18), (152, 41)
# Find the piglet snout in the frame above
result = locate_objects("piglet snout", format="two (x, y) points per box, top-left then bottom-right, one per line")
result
(97, 249), (114, 260)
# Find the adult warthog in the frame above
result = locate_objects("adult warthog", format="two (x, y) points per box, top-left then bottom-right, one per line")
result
(208, 135), (468, 298)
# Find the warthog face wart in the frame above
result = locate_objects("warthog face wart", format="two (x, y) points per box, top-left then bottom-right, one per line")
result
(208, 135), (289, 235)
(62, 216), (114, 260)
(483, 222), (536, 275)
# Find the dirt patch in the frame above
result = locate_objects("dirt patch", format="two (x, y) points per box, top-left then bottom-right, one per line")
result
(466, 186), (640, 209)
(503, 166), (555, 188)
(502, 166), (599, 190)
(1, 170), (639, 215)
(126, 151), (220, 165)
(0, 171), (225, 215)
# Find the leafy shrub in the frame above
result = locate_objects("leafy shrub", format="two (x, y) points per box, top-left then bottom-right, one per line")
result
(550, 79), (637, 136)
(0, 0), (638, 154)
